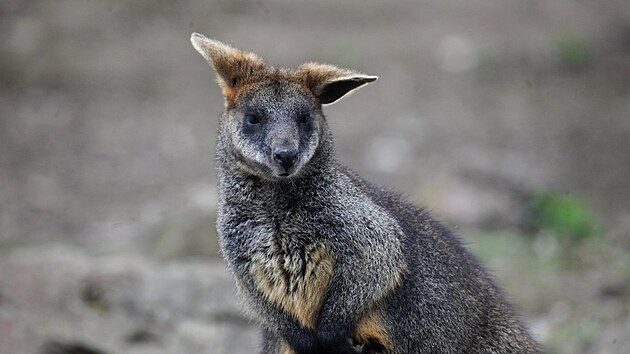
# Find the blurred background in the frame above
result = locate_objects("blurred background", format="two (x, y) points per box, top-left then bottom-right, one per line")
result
(1, 0), (629, 353)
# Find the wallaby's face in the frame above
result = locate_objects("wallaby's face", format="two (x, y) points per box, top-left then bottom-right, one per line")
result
(222, 80), (322, 178)
(191, 33), (377, 179)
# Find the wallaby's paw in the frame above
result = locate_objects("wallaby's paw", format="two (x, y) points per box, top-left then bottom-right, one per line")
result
(285, 328), (325, 354)
(315, 330), (363, 354)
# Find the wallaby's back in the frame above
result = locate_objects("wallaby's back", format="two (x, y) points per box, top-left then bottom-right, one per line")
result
(190, 33), (540, 354)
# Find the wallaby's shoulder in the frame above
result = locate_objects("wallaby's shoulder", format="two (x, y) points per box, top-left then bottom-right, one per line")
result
(336, 163), (431, 230)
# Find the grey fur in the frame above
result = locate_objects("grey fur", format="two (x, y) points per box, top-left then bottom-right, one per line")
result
(191, 34), (541, 354)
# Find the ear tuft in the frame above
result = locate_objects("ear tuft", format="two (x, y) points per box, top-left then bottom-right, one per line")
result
(190, 33), (267, 102)
(296, 62), (377, 105)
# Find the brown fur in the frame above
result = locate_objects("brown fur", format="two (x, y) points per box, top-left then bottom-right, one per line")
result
(292, 62), (359, 95)
(353, 310), (391, 351)
(191, 34), (376, 108)
(249, 245), (334, 330)
(279, 341), (297, 354)
(191, 34), (267, 105)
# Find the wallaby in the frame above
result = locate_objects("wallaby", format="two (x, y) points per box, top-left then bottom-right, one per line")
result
(190, 33), (541, 354)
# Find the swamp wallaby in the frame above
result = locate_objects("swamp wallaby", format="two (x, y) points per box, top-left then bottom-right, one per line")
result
(190, 33), (540, 354)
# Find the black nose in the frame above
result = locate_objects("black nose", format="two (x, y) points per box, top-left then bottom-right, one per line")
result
(273, 148), (298, 170)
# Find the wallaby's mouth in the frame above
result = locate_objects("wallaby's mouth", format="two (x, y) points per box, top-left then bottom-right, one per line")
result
(274, 166), (297, 178)
(271, 164), (302, 179)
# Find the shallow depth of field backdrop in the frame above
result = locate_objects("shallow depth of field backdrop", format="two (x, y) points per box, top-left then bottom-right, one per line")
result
(1, 1), (629, 353)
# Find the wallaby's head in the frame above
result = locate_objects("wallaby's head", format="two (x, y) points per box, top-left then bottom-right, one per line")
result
(191, 33), (377, 180)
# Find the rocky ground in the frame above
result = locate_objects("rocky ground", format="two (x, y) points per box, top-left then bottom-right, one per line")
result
(1, 241), (627, 354)
(0, 246), (260, 354)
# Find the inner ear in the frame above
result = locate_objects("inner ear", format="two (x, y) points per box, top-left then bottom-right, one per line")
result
(317, 77), (375, 104)
(316, 76), (377, 105)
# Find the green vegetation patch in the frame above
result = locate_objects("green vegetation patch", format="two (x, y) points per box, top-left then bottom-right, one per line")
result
(529, 192), (599, 242)
(555, 35), (591, 70)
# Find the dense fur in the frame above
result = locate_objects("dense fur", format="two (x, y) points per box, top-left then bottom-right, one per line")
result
(191, 33), (540, 354)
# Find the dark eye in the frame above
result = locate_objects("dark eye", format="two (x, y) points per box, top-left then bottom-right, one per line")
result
(245, 114), (261, 125)
(297, 113), (310, 125)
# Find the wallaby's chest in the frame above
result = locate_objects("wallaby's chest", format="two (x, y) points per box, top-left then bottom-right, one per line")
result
(244, 218), (334, 330)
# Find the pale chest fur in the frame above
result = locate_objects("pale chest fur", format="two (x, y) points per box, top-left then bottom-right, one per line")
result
(248, 230), (334, 330)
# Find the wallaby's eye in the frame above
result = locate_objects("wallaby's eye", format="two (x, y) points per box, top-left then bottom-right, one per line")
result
(297, 113), (310, 125)
(245, 114), (261, 126)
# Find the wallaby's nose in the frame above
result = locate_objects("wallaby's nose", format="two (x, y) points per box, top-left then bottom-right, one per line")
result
(273, 148), (298, 170)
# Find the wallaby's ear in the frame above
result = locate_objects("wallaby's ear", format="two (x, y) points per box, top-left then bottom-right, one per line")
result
(190, 33), (267, 102)
(296, 62), (378, 105)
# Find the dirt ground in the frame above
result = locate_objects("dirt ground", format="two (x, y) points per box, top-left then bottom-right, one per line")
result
(1, 1), (629, 353)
